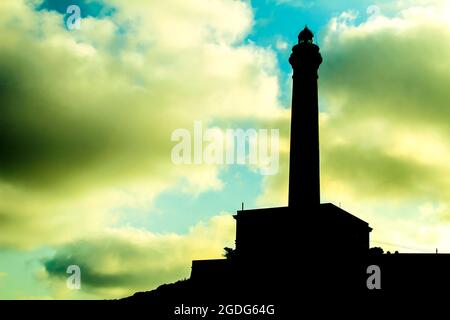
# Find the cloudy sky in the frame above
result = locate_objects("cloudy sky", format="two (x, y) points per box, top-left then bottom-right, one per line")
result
(0, 0), (449, 299)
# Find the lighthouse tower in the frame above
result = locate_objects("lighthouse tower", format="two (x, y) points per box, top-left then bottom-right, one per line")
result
(288, 26), (322, 208)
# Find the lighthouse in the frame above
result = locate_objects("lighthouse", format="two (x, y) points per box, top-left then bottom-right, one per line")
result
(191, 27), (372, 279)
(288, 26), (322, 208)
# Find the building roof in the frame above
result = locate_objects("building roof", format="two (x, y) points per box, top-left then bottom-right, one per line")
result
(234, 202), (371, 230)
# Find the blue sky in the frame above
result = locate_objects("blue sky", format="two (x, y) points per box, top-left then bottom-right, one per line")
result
(120, 165), (263, 234)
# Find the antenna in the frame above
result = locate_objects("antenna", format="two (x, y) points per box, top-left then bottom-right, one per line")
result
(241, 202), (244, 211)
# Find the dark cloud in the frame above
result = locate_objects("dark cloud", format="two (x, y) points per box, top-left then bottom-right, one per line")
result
(0, 0), (278, 251)
(321, 19), (450, 129)
(42, 215), (235, 297)
(322, 143), (436, 198)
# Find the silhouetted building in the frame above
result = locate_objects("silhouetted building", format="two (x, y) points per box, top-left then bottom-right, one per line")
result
(190, 28), (372, 282)
(233, 205), (371, 260)
(232, 27), (372, 263)
(186, 27), (450, 301)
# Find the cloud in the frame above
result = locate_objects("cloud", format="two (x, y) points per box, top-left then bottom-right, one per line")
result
(275, 37), (289, 51)
(42, 214), (235, 298)
(5, 0), (450, 299)
(0, 0), (282, 248)
(320, 1), (450, 203)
